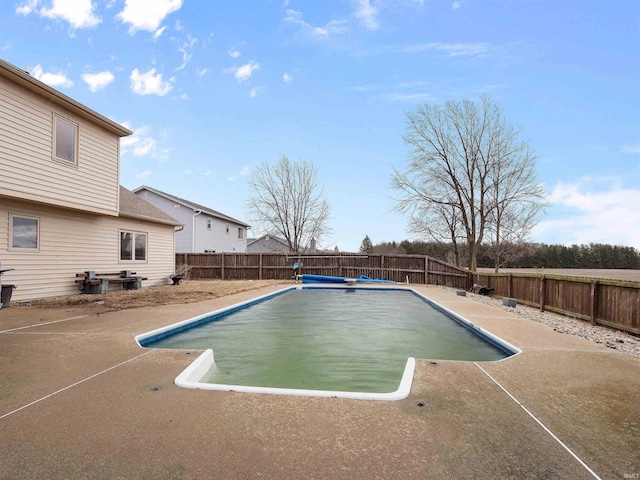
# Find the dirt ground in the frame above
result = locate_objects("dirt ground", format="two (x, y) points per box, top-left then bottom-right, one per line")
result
(18, 279), (291, 312)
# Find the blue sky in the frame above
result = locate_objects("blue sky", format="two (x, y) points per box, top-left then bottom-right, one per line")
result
(1, 0), (639, 252)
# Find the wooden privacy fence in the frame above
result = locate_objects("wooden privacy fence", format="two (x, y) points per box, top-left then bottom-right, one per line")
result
(473, 272), (640, 335)
(174, 254), (639, 335)
(175, 253), (470, 289)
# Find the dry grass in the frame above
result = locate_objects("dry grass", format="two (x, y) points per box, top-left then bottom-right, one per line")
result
(23, 280), (290, 312)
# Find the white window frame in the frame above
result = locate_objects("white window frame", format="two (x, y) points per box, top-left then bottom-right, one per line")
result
(119, 230), (148, 262)
(9, 213), (40, 251)
(52, 114), (79, 165)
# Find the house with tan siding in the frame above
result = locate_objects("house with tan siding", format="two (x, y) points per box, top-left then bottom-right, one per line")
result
(133, 186), (250, 253)
(0, 58), (182, 303)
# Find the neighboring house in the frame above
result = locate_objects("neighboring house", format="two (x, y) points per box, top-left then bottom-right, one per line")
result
(0, 58), (182, 302)
(133, 186), (250, 253)
(246, 234), (290, 253)
(246, 235), (320, 254)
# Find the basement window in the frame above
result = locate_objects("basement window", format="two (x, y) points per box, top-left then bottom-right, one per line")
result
(9, 214), (40, 250)
(120, 230), (147, 261)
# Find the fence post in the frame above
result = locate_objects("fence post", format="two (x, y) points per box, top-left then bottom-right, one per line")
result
(221, 253), (225, 281)
(424, 257), (429, 285)
(590, 280), (598, 325)
(508, 274), (513, 298)
(539, 275), (546, 312)
(259, 253), (263, 280)
(381, 255), (385, 281)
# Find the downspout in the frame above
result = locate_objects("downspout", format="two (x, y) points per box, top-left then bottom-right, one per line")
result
(192, 210), (202, 252)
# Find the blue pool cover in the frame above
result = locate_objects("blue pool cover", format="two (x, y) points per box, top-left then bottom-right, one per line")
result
(301, 274), (396, 284)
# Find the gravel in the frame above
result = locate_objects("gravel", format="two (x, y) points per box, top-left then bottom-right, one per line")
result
(442, 287), (640, 358)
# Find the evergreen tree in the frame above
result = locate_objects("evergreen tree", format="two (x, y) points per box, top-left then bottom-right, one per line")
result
(359, 235), (374, 254)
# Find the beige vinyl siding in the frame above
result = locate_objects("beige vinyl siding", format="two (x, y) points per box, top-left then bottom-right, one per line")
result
(0, 77), (120, 216)
(0, 198), (176, 302)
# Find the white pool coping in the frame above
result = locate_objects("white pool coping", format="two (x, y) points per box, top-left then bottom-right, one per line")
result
(136, 285), (520, 401)
(175, 349), (416, 401)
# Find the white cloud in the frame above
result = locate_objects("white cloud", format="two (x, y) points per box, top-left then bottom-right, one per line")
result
(42, 0), (100, 28)
(533, 179), (640, 249)
(385, 92), (433, 102)
(248, 87), (265, 98)
(152, 26), (167, 41)
(120, 124), (157, 157)
(176, 35), (197, 70)
(229, 167), (250, 181)
(225, 61), (260, 82)
(117, 0), (183, 34)
(354, 0), (379, 31)
(228, 41), (244, 58)
(17, 0), (100, 28)
(282, 72), (294, 83)
(81, 70), (114, 92)
(15, 0), (37, 15)
(284, 9), (347, 39)
(622, 142), (640, 154)
(196, 68), (208, 77)
(402, 42), (488, 56)
(136, 169), (153, 179)
(31, 64), (73, 88)
(452, 1), (461, 9)
(129, 68), (172, 95)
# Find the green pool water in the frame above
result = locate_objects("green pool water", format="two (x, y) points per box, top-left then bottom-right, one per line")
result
(147, 288), (509, 393)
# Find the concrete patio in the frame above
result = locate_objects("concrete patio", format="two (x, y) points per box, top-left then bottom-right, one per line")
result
(1, 284), (638, 479)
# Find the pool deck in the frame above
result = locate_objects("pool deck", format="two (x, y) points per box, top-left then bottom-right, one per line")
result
(1, 284), (638, 479)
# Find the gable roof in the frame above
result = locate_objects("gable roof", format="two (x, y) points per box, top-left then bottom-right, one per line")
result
(0, 58), (131, 137)
(133, 185), (250, 228)
(119, 186), (182, 226)
(247, 234), (289, 247)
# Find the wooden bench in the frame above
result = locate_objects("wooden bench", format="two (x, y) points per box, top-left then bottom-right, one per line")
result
(75, 270), (147, 294)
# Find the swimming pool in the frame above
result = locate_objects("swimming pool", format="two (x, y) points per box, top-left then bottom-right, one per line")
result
(136, 286), (519, 400)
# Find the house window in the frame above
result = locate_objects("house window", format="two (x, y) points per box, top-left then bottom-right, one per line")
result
(10, 214), (40, 250)
(120, 230), (147, 261)
(207, 219), (212, 230)
(225, 225), (229, 234)
(238, 227), (243, 239)
(53, 114), (78, 164)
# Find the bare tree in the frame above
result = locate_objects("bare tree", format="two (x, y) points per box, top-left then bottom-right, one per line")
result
(246, 156), (331, 253)
(485, 147), (546, 271)
(392, 96), (546, 272)
(405, 199), (466, 267)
